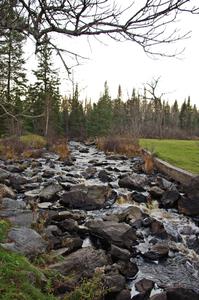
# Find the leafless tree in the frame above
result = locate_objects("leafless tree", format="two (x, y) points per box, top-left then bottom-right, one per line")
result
(0, 0), (198, 58)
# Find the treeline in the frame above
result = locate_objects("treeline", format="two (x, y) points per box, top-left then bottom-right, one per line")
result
(62, 83), (199, 139)
(0, 5), (198, 139)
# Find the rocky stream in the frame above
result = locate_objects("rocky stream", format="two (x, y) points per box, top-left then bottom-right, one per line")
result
(0, 141), (199, 300)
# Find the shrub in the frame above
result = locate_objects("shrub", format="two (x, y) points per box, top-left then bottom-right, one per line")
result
(49, 138), (70, 160)
(64, 272), (105, 300)
(20, 134), (47, 149)
(96, 135), (141, 157)
(0, 136), (25, 159)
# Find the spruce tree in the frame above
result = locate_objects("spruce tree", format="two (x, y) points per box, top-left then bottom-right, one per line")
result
(0, 2), (27, 135)
(26, 36), (61, 136)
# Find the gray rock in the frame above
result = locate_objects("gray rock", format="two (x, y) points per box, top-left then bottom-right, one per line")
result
(110, 244), (131, 261)
(143, 243), (169, 260)
(86, 220), (137, 250)
(1, 198), (26, 210)
(2, 227), (48, 257)
(39, 183), (62, 201)
(104, 273), (126, 293)
(178, 195), (199, 217)
(0, 184), (15, 199)
(9, 174), (28, 191)
(149, 186), (165, 199)
(0, 167), (10, 183)
(49, 247), (108, 280)
(160, 190), (180, 208)
(118, 173), (148, 191)
(0, 209), (37, 227)
(60, 185), (113, 210)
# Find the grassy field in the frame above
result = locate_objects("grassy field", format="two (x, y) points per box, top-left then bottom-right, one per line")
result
(140, 139), (199, 174)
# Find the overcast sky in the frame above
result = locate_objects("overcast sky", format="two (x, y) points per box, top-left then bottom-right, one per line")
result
(26, 7), (199, 107)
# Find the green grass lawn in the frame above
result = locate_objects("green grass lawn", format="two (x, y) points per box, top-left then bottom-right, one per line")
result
(140, 139), (199, 174)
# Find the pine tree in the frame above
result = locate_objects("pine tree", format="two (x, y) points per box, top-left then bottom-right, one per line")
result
(26, 35), (61, 136)
(0, 2), (27, 135)
(68, 84), (85, 138)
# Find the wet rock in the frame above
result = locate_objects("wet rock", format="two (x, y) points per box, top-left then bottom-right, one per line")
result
(150, 293), (167, 300)
(178, 195), (199, 217)
(160, 190), (180, 208)
(110, 244), (131, 261)
(9, 174), (28, 191)
(150, 219), (168, 239)
(81, 167), (97, 179)
(57, 218), (79, 233)
(116, 205), (143, 223)
(149, 186), (165, 199)
(2, 227), (48, 257)
(104, 272), (126, 293)
(49, 247), (108, 280)
(98, 169), (112, 182)
(143, 243), (169, 260)
(51, 210), (86, 224)
(117, 260), (138, 278)
(0, 209), (37, 227)
(42, 168), (55, 178)
(86, 220), (137, 250)
(60, 185), (113, 210)
(132, 191), (148, 203)
(157, 177), (176, 191)
(0, 167), (10, 183)
(0, 184), (15, 199)
(39, 183), (62, 201)
(115, 289), (131, 300)
(118, 173), (148, 191)
(166, 287), (199, 300)
(186, 235), (199, 254)
(135, 278), (154, 294)
(1, 198), (26, 210)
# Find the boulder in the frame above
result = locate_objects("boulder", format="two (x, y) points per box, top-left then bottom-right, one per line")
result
(118, 173), (148, 191)
(39, 183), (62, 201)
(1, 198), (26, 210)
(166, 287), (199, 300)
(98, 170), (112, 182)
(150, 293), (167, 300)
(142, 243), (169, 260)
(2, 227), (48, 257)
(49, 247), (108, 280)
(110, 244), (131, 261)
(9, 174), (28, 191)
(0, 168), (10, 183)
(178, 196), (199, 216)
(160, 190), (180, 208)
(149, 186), (164, 199)
(115, 289), (131, 300)
(131, 191), (148, 203)
(135, 278), (154, 294)
(0, 184), (15, 199)
(103, 273), (126, 293)
(117, 260), (138, 278)
(60, 185), (113, 210)
(86, 220), (137, 250)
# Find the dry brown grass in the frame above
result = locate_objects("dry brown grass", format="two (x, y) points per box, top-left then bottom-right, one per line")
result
(49, 138), (70, 160)
(96, 135), (141, 157)
(143, 152), (154, 174)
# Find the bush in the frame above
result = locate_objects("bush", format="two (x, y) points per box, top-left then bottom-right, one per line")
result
(96, 135), (141, 157)
(64, 272), (105, 300)
(49, 138), (70, 160)
(20, 134), (47, 149)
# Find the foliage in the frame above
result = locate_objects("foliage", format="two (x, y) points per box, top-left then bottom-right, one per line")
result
(64, 272), (105, 300)
(97, 135), (140, 157)
(0, 220), (11, 242)
(140, 139), (199, 174)
(20, 134), (47, 149)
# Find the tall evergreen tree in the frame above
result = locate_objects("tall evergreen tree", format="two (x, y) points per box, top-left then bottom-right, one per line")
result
(26, 35), (61, 136)
(0, 1), (27, 135)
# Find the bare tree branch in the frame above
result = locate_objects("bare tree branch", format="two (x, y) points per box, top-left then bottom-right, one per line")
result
(0, 0), (198, 56)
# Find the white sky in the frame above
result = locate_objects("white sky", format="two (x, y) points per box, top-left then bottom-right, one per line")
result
(26, 8), (199, 107)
